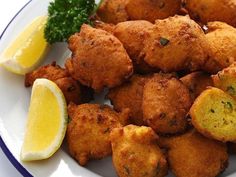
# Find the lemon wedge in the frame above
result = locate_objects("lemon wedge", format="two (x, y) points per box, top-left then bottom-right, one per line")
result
(0, 16), (49, 75)
(21, 78), (68, 161)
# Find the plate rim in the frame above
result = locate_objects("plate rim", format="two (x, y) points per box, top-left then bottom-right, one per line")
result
(0, 0), (34, 176)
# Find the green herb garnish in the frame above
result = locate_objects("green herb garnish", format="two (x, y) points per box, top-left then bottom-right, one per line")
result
(44, 0), (97, 44)
(160, 37), (169, 46)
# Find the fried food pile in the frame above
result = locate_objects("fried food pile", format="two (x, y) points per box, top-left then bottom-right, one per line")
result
(24, 0), (236, 176)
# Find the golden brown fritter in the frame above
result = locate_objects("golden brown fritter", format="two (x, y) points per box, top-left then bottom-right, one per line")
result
(67, 24), (133, 92)
(97, 0), (129, 24)
(142, 74), (192, 134)
(126, 0), (181, 23)
(113, 20), (157, 74)
(94, 20), (116, 34)
(142, 15), (208, 72)
(97, 0), (181, 24)
(66, 103), (124, 166)
(203, 22), (236, 73)
(24, 62), (91, 104)
(180, 72), (213, 101)
(190, 87), (236, 142)
(212, 62), (236, 99)
(185, 0), (236, 27)
(158, 130), (228, 177)
(25, 62), (69, 87)
(110, 125), (168, 177)
(107, 75), (150, 126)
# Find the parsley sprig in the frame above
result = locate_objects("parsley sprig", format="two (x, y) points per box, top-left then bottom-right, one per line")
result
(44, 0), (97, 44)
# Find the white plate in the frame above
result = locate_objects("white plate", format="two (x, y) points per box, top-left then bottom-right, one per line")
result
(0, 0), (236, 177)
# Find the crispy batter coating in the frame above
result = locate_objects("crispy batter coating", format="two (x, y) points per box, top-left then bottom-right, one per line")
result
(25, 62), (69, 87)
(24, 62), (91, 104)
(203, 22), (236, 73)
(97, 0), (129, 24)
(158, 130), (228, 177)
(67, 24), (133, 92)
(180, 72), (213, 101)
(212, 62), (236, 99)
(113, 20), (157, 74)
(190, 87), (236, 142)
(97, 0), (181, 24)
(142, 74), (192, 134)
(108, 75), (150, 125)
(94, 21), (116, 34)
(185, 0), (236, 27)
(66, 103), (124, 165)
(110, 125), (168, 177)
(142, 15), (208, 72)
(126, 0), (181, 23)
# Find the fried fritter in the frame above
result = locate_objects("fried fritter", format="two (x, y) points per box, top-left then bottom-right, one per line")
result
(203, 22), (236, 73)
(113, 20), (157, 74)
(108, 75), (150, 125)
(97, 0), (181, 24)
(158, 130), (228, 177)
(185, 0), (236, 27)
(142, 74), (192, 134)
(67, 24), (133, 92)
(66, 103), (125, 165)
(142, 15), (208, 72)
(190, 87), (236, 142)
(212, 62), (236, 99)
(110, 125), (168, 177)
(25, 62), (69, 87)
(180, 72), (213, 101)
(97, 0), (129, 24)
(24, 62), (90, 104)
(126, 0), (181, 23)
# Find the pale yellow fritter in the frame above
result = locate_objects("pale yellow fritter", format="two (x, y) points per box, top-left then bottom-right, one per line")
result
(190, 87), (236, 142)
(110, 125), (168, 177)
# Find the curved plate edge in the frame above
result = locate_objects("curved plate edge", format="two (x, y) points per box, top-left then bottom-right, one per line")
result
(0, 0), (34, 176)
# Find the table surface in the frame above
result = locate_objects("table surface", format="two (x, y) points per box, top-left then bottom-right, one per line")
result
(0, 1), (30, 177)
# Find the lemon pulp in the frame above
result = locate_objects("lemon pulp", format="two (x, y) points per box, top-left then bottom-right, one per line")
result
(21, 79), (67, 161)
(0, 16), (49, 75)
